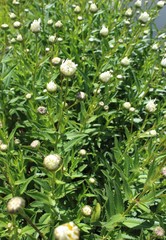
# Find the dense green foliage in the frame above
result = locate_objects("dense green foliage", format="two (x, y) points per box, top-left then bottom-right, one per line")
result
(0, 0), (166, 239)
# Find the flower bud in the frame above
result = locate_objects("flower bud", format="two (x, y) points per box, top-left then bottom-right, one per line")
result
(121, 57), (130, 66)
(30, 19), (41, 33)
(46, 81), (57, 93)
(74, 6), (81, 13)
(100, 25), (109, 37)
(25, 93), (32, 99)
(16, 34), (23, 42)
(48, 35), (56, 43)
(55, 20), (63, 28)
(149, 130), (157, 136)
(145, 100), (157, 113)
(161, 166), (166, 177)
(81, 205), (92, 216)
(129, 107), (135, 112)
(60, 59), (77, 77)
(13, 21), (21, 28)
(47, 19), (53, 25)
(51, 57), (61, 65)
(161, 58), (166, 68)
(79, 149), (87, 156)
(125, 8), (132, 17)
(30, 140), (40, 148)
(9, 12), (16, 19)
(89, 177), (96, 184)
(138, 12), (150, 23)
(43, 154), (61, 171)
(90, 3), (98, 13)
(135, 0), (142, 7)
(0, 144), (8, 151)
(1, 24), (9, 30)
(99, 71), (112, 82)
(123, 102), (131, 109)
(54, 222), (79, 240)
(157, 1), (165, 8)
(77, 91), (86, 100)
(7, 197), (25, 214)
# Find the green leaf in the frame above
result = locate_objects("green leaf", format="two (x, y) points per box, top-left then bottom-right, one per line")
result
(91, 202), (101, 223)
(123, 217), (145, 228)
(102, 214), (125, 230)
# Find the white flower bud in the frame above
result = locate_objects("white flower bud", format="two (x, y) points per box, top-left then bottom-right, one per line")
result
(13, 21), (21, 28)
(30, 19), (41, 33)
(157, 1), (165, 8)
(89, 177), (96, 183)
(60, 59), (77, 77)
(13, 0), (19, 5)
(9, 12), (16, 19)
(104, 105), (109, 111)
(11, 38), (16, 43)
(77, 16), (83, 21)
(129, 107), (135, 112)
(161, 58), (166, 67)
(0, 144), (8, 151)
(54, 222), (79, 240)
(125, 8), (132, 17)
(149, 130), (157, 136)
(47, 19), (53, 25)
(99, 101), (104, 107)
(55, 20), (63, 28)
(138, 12), (150, 23)
(77, 91), (86, 100)
(57, 37), (63, 42)
(90, 3), (98, 13)
(135, 0), (142, 7)
(161, 166), (166, 177)
(45, 47), (50, 52)
(48, 35), (56, 43)
(123, 102), (131, 109)
(16, 34), (23, 42)
(145, 99), (157, 113)
(43, 154), (61, 171)
(117, 74), (123, 79)
(7, 197), (25, 214)
(79, 149), (87, 156)
(46, 81), (57, 92)
(82, 205), (92, 216)
(99, 71), (113, 82)
(74, 6), (81, 13)
(14, 138), (20, 145)
(30, 140), (40, 148)
(100, 25), (109, 37)
(25, 93), (32, 99)
(153, 226), (165, 237)
(152, 43), (158, 50)
(51, 57), (61, 65)
(1, 24), (9, 29)
(121, 57), (130, 66)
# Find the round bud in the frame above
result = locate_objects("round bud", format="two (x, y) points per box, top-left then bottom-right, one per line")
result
(7, 197), (25, 214)
(43, 154), (61, 171)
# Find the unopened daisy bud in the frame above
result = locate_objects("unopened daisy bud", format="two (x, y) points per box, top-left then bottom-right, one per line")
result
(25, 93), (32, 99)
(45, 47), (50, 52)
(149, 130), (157, 136)
(46, 81), (57, 93)
(138, 12), (150, 23)
(125, 8), (132, 17)
(37, 106), (47, 115)
(60, 59), (77, 77)
(77, 91), (86, 100)
(7, 197), (25, 214)
(11, 38), (16, 43)
(0, 144), (8, 151)
(30, 19), (41, 33)
(30, 140), (40, 148)
(51, 57), (61, 65)
(153, 226), (165, 237)
(13, 21), (21, 28)
(89, 177), (96, 184)
(99, 71), (112, 83)
(55, 20), (63, 28)
(77, 16), (83, 21)
(145, 99), (157, 113)
(1, 24), (9, 30)
(123, 102), (131, 109)
(9, 12), (16, 19)
(79, 149), (87, 156)
(54, 222), (79, 240)
(161, 58), (166, 67)
(117, 74), (123, 79)
(157, 1), (165, 8)
(74, 6), (81, 13)
(161, 167), (166, 177)
(90, 3), (98, 13)
(57, 37), (63, 42)
(47, 19), (53, 25)
(13, 0), (19, 5)
(121, 57), (130, 66)
(14, 138), (20, 145)
(100, 25), (109, 37)
(129, 107), (135, 112)
(44, 154), (61, 171)
(82, 205), (92, 216)
(48, 35), (56, 43)
(7, 223), (13, 229)
(16, 34), (23, 42)
(135, 0), (142, 7)
(99, 101), (104, 107)
(104, 105), (109, 111)
(152, 43), (158, 50)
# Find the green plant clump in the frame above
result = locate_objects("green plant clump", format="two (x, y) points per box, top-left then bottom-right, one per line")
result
(0, 0), (166, 239)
